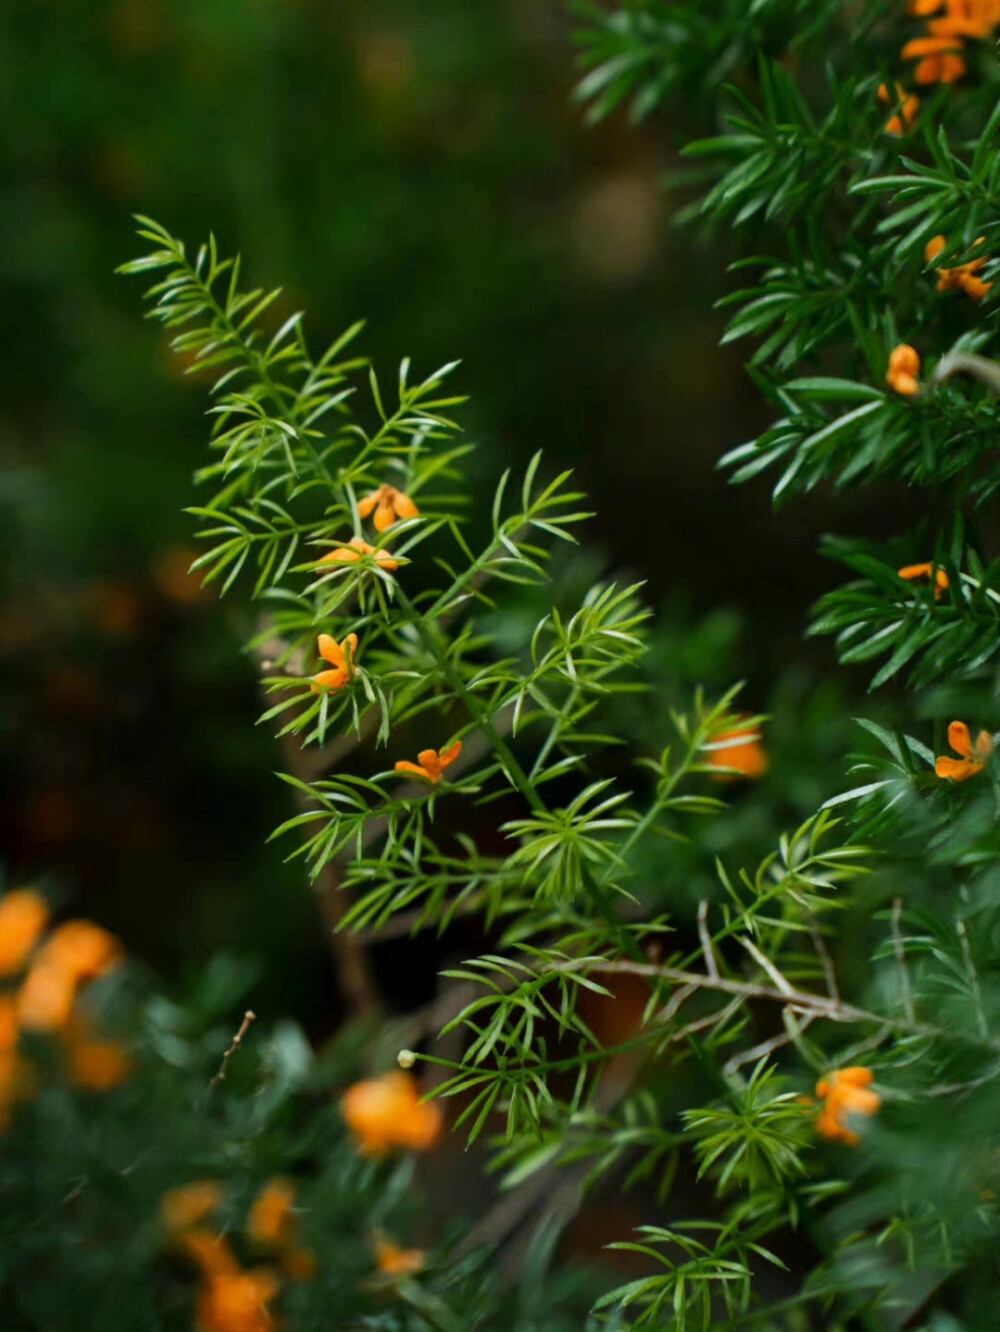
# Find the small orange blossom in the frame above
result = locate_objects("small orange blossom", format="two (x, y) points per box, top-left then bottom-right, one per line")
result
(902, 33), (966, 82)
(886, 344), (921, 396)
(935, 721), (994, 782)
(877, 82), (920, 135)
(375, 1236), (425, 1277)
(247, 1178), (296, 1248)
(925, 234), (993, 300)
(898, 562), (949, 599)
(358, 484), (419, 532)
(0, 889), (50, 977)
(928, 0), (1000, 38)
(312, 633), (358, 692)
(161, 1180), (225, 1233)
(318, 535), (398, 573)
(195, 1268), (279, 1332)
(395, 741), (463, 785)
(705, 723), (768, 781)
(815, 1067), (881, 1145)
(341, 1071), (443, 1156)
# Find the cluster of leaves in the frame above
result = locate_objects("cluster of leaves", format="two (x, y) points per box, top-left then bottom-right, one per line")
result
(571, 2), (1000, 1329)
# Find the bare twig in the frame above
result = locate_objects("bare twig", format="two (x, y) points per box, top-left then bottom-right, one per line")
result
(738, 936), (795, 996)
(933, 351), (1000, 394)
(209, 1010), (256, 1091)
(810, 921), (839, 1003)
(553, 958), (1000, 1052)
(725, 1010), (817, 1076)
(698, 900), (719, 979)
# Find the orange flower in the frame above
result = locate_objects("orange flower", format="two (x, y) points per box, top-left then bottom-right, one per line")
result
(312, 633), (358, 692)
(898, 562), (949, 599)
(928, 0), (1000, 38)
(902, 34), (966, 83)
(247, 1178), (296, 1248)
(0, 995), (17, 1054)
(161, 1180), (225, 1233)
(925, 234), (993, 300)
(375, 1236), (425, 1277)
(877, 82), (920, 135)
(18, 921), (123, 1032)
(341, 1071), (443, 1156)
(70, 1038), (131, 1090)
(178, 1229), (240, 1278)
(908, 0), (945, 12)
(17, 963), (77, 1031)
(886, 344), (921, 396)
(394, 741), (463, 785)
(357, 484), (419, 532)
(195, 1268), (279, 1332)
(0, 994), (30, 1133)
(38, 921), (122, 985)
(815, 1067), (881, 1145)
(705, 722), (769, 782)
(318, 535), (399, 573)
(935, 720), (995, 782)
(0, 890), (50, 977)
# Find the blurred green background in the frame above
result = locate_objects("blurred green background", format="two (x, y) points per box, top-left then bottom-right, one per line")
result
(0, 0), (907, 1028)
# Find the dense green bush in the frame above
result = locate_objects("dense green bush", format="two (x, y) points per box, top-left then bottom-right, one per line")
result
(2, 3), (999, 1330)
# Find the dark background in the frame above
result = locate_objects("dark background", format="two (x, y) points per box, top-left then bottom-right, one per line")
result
(0, 0), (904, 1028)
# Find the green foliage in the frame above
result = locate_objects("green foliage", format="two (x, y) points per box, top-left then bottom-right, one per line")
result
(119, 160), (999, 1326)
(7, 3), (999, 1329)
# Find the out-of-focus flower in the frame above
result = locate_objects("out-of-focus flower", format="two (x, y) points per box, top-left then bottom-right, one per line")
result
(17, 963), (77, 1030)
(341, 1071), (443, 1156)
(39, 921), (123, 985)
(247, 1179), (295, 1248)
(161, 1181), (225, 1234)
(195, 1268), (279, 1332)
(394, 742), (463, 785)
(357, 485), (419, 532)
(815, 1067), (881, 1145)
(0, 890), (50, 976)
(375, 1235), (425, 1277)
(68, 1035), (131, 1090)
(18, 920), (122, 1032)
(312, 633), (358, 693)
(886, 344), (921, 395)
(928, 0), (1000, 38)
(177, 1229), (239, 1277)
(901, 34), (966, 82)
(877, 82), (920, 134)
(898, 562), (949, 599)
(705, 722), (769, 781)
(318, 535), (398, 573)
(935, 721), (994, 781)
(153, 545), (212, 605)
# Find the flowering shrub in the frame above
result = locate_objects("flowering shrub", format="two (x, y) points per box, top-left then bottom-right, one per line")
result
(2, 3), (999, 1330)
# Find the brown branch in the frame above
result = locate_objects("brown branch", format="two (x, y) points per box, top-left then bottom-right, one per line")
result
(558, 958), (1000, 1050)
(209, 1010), (256, 1091)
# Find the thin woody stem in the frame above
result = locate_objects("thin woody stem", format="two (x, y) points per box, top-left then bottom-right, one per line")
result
(208, 1010), (257, 1092)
